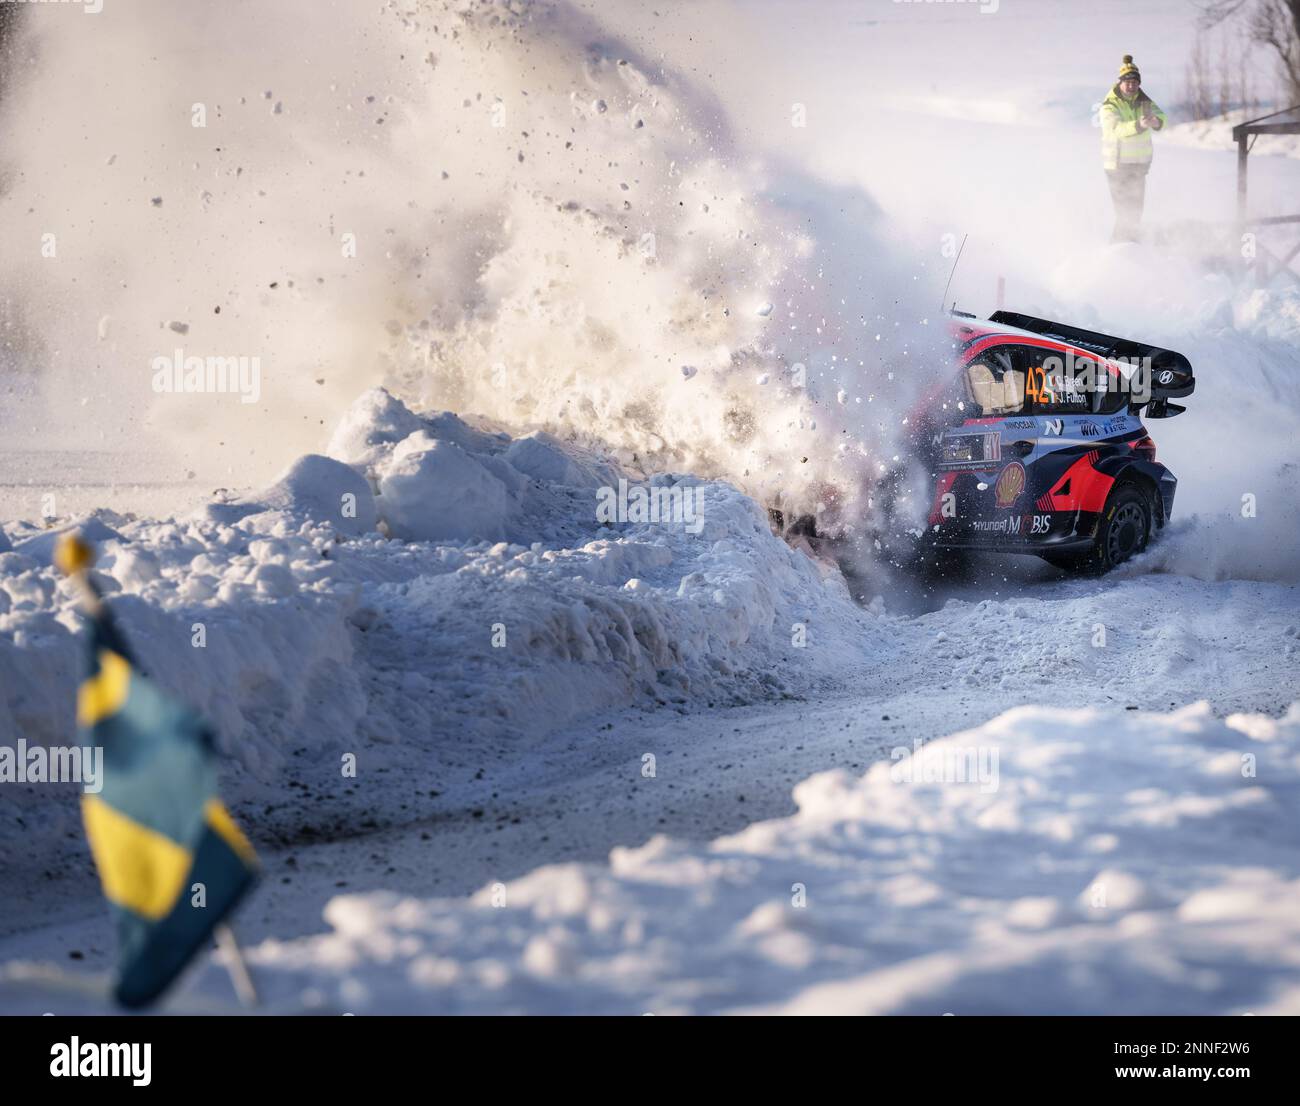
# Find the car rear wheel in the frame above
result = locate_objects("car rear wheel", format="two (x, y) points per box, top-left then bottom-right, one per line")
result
(1042, 483), (1153, 575)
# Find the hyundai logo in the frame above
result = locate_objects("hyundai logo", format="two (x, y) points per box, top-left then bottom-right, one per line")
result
(1158, 370), (1174, 385)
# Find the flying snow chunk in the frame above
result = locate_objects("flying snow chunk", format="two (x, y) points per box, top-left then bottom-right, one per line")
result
(681, 365), (697, 379)
(755, 302), (773, 317)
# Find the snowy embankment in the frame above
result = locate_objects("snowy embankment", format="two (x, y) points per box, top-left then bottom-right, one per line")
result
(0, 389), (879, 892)
(118, 700), (1300, 1015)
(1162, 108), (1300, 159)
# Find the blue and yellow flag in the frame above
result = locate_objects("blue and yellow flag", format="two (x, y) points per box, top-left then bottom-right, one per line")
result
(63, 537), (258, 1008)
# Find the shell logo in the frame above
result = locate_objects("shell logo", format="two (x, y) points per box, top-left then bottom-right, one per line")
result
(994, 461), (1026, 508)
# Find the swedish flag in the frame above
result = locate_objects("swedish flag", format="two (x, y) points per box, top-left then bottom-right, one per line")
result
(59, 535), (258, 1009)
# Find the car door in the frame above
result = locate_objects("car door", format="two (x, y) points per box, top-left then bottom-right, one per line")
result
(934, 349), (1036, 542)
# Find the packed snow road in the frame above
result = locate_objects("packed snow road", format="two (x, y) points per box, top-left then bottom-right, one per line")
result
(3, 632), (1297, 1013)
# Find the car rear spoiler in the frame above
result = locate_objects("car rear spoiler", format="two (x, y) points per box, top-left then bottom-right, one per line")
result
(988, 310), (1194, 416)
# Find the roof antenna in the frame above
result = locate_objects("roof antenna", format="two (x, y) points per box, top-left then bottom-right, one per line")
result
(940, 233), (968, 314)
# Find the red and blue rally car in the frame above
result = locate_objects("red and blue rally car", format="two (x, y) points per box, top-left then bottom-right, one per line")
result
(902, 310), (1195, 574)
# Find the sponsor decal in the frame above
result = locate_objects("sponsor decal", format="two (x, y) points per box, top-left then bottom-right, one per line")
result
(940, 431), (1001, 470)
(1029, 513), (1052, 535)
(1042, 418), (1063, 436)
(1004, 418), (1035, 430)
(971, 516), (1022, 534)
(1102, 415), (1130, 435)
(993, 461), (1026, 508)
(1158, 369), (1174, 385)
(1025, 365), (1054, 405)
(1079, 421), (1100, 438)
(1027, 362), (1090, 409)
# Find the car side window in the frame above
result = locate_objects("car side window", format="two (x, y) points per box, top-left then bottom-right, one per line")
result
(1020, 347), (1093, 415)
(1092, 363), (1130, 414)
(962, 351), (1024, 417)
(928, 373), (972, 426)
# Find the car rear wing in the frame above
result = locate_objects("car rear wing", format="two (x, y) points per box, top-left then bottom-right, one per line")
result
(988, 310), (1194, 416)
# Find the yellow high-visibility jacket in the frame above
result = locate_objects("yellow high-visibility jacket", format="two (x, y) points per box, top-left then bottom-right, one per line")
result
(1100, 86), (1167, 171)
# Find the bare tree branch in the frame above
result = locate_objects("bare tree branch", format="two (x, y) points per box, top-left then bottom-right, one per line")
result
(1192, 0), (1300, 103)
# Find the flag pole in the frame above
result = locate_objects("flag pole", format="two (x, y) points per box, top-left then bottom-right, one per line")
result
(55, 532), (262, 1011)
(214, 924), (260, 1009)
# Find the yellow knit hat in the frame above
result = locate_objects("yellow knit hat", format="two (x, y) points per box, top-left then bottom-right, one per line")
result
(1118, 54), (1141, 82)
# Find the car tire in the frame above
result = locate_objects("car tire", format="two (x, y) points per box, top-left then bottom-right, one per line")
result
(1043, 482), (1153, 575)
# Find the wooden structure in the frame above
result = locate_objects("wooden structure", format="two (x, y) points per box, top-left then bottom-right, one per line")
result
(1233, 106), (1300, 286)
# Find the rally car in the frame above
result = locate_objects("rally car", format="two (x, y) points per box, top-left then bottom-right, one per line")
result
(901, 310), (1194, 574)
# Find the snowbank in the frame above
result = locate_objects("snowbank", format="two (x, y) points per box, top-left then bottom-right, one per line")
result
(0, 389), (879, 896)
(161, 701), (1300, 1015)
(1162, 108), (1300, 159)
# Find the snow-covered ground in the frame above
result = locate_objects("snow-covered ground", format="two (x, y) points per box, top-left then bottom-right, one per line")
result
(7, 694), (1299, 1014)
(2, 385), (1296, 1012)
(160, 701), (1300, 1015)
(1, 0), (1299, 1015)
(1163, 108), (1300, 160)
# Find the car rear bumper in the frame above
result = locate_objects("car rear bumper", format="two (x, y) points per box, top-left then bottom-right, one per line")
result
(928, 509), (1101, 553)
